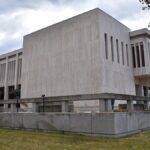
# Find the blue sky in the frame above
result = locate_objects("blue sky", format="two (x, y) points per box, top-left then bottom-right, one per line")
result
(0, 0), (149, 54)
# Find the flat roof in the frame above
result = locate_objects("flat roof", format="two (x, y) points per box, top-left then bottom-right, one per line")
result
(0, 48), (23, 59)
(130, 28), (150, 39)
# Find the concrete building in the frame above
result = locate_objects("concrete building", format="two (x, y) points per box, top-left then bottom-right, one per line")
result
(0, 8), (150, 112)
(0, 49), (22, 111)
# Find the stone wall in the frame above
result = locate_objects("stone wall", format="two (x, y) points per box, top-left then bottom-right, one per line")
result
(0, 112), (150, 137)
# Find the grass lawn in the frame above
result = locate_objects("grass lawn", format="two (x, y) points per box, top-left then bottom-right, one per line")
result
(0, 128), (150, 150)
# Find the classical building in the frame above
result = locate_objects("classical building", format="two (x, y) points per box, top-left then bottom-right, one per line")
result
(0, 8), (150, 112)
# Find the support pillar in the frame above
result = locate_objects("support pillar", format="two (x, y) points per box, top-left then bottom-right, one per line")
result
(4, 57), (8, 110)
(32, 103), (38, 112)
(127, 100), (134, 111)
(61, 101), (69, 112)
(11, 104), (17, 112)
(14, 53), (19, 90)
(136, 85), (144, 104)
(99, 99), (112, 112)
(99, 100), (105, 112)
(144, 101), (149, 110)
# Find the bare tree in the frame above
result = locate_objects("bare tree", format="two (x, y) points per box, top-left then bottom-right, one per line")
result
(139, 0), (150, 27)
(139, 0), (150, 9)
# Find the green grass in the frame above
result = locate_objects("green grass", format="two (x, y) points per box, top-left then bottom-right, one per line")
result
(0, 128), (150, 150)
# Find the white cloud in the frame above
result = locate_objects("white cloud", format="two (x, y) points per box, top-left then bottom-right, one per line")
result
(122, 11), (150, 30)
(0, 32), (5, 41)
(0, 0), (149, 54)
(21, 6), (81, 34)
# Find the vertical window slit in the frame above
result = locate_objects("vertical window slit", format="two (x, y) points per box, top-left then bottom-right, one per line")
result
(131, 45), (136, 68)
(136, 44), (140, 67)
(116, 39), (119, 63)
(126, 44), (129, 66)
(121, 42), (124, 65)
(104, 33), (108, 59)
(111, 36), (114, 61)
(140, 42), (145, 67)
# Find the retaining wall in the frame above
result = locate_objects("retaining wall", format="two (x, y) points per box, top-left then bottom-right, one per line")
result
(0, 112), (150, 137)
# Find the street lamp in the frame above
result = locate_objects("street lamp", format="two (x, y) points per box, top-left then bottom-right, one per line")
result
(41, 94), (45, 112)
(15, 89), (20, 112)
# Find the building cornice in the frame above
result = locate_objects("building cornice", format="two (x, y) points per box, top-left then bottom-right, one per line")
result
(130, 28), (150, 39)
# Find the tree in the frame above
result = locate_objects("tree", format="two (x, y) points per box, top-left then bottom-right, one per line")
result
(139, 0), (150, 27)
(139, 0), (150, 9)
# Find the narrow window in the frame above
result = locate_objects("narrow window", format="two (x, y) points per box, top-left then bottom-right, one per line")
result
(104, 33), (108, 59)
(136, 44), (140, 67)
(110, 36), (114, 61)
(126, 44), (129, 66)
(148, 43), (150, 58)
(143, 86), (147, 96)
(121, 42), (124, 65)
(140, 42), (145, 67)
(131, 45), (136, 68)
(116, 39), (119, 63)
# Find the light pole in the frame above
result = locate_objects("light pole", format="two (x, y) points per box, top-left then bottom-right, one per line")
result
(42, 94), (45, 112)
(15, 89), (20, 112)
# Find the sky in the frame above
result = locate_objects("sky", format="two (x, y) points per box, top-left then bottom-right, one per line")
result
(0, 0), (149, 54)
